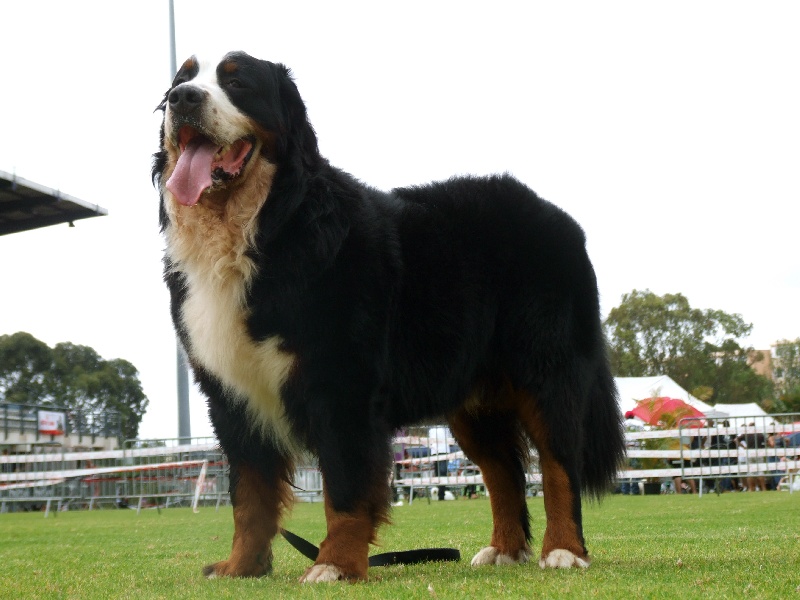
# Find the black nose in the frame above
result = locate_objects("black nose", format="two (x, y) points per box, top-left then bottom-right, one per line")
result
(168, 84), (205, 115)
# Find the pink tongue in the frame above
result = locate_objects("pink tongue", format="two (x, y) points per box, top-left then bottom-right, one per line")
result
(166, 137), (218, 206)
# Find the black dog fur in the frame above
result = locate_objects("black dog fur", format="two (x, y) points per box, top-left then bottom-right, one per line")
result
(153, 51), (625, 582)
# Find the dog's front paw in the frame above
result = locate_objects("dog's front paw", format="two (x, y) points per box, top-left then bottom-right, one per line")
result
(538, 549), (590, 569)
(299, 563), (345, 583)
(470, 546), (530, 566)
(202, 554), (272, 578)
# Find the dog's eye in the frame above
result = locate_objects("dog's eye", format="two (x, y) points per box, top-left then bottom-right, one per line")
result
(226, 78), (243, 89)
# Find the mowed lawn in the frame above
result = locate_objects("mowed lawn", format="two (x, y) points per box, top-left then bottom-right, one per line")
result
(1, 492), (799, 599)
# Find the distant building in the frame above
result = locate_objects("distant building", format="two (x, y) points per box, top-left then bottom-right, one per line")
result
(0, 401), (121, 452)
(748, 349), (774, 380)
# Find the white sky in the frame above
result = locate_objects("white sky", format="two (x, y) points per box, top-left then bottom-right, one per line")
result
(1, 1), (798, 440)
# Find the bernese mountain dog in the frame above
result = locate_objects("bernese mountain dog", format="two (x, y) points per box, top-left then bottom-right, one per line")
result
(152, 51), (625, 583)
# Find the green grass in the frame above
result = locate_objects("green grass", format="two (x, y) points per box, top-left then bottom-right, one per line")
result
(1, 493), (799, 599)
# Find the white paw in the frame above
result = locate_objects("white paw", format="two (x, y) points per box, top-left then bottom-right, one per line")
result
(538, 549), (590, 569)
(470, 546), (530, 566)
(299, 563), (344, 583)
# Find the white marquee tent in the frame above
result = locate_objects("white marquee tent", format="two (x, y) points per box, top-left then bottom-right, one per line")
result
(711, 402), (776, 426)
(614, 376), (723, 417)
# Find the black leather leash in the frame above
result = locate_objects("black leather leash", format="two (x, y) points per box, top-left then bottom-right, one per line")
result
(280, 528), (460, 567)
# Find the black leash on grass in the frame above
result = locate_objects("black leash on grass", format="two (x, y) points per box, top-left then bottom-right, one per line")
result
(279, 528), (460, 567)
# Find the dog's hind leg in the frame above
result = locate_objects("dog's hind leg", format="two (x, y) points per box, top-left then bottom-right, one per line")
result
(202, 459), (293, 578)
(449, 407), (532, 566)
(516, 393), (590, 569)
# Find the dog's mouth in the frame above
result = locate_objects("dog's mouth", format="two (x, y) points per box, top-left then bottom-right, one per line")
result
(166, 125), (255, 207)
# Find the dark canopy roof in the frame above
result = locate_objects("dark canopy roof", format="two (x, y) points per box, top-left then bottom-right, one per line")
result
(0, 169), (107, 235)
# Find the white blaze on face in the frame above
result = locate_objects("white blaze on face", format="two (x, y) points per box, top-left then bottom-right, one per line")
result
(164, 54), (253, 146)
(163, 54), (257, 207)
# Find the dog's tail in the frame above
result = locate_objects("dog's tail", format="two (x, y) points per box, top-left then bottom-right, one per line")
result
(581, 363), (626, 499)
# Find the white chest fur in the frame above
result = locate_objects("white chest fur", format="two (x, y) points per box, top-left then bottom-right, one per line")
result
(180, 265), (297, 451)
(162, 160), (298, 453)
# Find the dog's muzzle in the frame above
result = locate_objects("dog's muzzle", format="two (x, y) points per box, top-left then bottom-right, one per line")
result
(165, 84), (254, 207)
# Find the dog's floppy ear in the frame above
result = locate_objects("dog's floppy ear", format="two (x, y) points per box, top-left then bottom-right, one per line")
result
(252, 62), (329, 245)
(274, 64), (321, 170)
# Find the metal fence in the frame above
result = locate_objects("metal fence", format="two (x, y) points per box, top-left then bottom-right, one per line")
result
(120, 438), (227, 511)
(677, 413), (800, 494)
(0, 438), (226, 513)
(392, 426), (542, 503)
(621, 413), (800, 495)
(4, 415), (796, 514)
(1, 430), (518, 512)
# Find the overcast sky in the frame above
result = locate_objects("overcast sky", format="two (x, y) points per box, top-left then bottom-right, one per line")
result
(1, 1), (798, 440)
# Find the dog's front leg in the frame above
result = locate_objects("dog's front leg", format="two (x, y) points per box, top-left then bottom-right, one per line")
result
(298, 493), (375, 582)
(299, 427), (392, 582)
(203, 458), (293, 578)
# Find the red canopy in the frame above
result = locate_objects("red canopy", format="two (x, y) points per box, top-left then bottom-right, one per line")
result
(624, 397), (705, 428)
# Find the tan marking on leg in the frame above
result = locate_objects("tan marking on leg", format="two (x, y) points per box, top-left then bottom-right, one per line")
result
(516, 394), (589, 567)
(536, 460), (589, 565)
(449, 408), (530, 564)
(203, 463), (293, 578)
(483, 457), (529, 557)
(299, 492), (380, 583)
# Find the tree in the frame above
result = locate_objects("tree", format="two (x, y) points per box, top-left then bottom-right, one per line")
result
(0, 332), (149, 439)
(772, 338), (800, 413)
(604, 290), (773, 405)
(0, 332), (51, 404)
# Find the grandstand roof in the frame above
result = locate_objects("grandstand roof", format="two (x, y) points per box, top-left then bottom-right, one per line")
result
(0, 169), (107, 235)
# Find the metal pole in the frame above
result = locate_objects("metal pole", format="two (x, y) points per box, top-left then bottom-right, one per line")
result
(177, 344), (191, 441)
(168, 0), (192, 442)
(168, 0), (177, 78)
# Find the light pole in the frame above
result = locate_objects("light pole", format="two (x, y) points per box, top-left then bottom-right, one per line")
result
(168, 0), (191, 443)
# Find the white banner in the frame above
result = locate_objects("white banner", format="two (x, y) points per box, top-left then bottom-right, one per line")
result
(38, 410), (66, 435)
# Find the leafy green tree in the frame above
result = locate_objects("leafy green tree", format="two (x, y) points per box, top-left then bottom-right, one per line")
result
(772, 338), (800, 413)
(0, 332), (51, 404)
(604, 290), (773, 405)
(0, 332), (148, 439)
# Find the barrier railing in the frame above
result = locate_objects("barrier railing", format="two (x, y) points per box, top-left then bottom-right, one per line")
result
(391, 432), (541, 503)
(621, 413), (800, 495)
(122, 438), (227, 512)
(3, 415), (798, 513)
(679, 414), (799, 495)
(0, 438), (227, 514)
(0, 437), (325, 513)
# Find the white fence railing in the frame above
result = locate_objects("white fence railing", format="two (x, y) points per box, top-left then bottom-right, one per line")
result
(621, 414), (800, 494)
(2, 415), (798, 513)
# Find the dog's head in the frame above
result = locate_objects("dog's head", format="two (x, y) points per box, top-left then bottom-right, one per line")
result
(153, 51), (319, 211)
